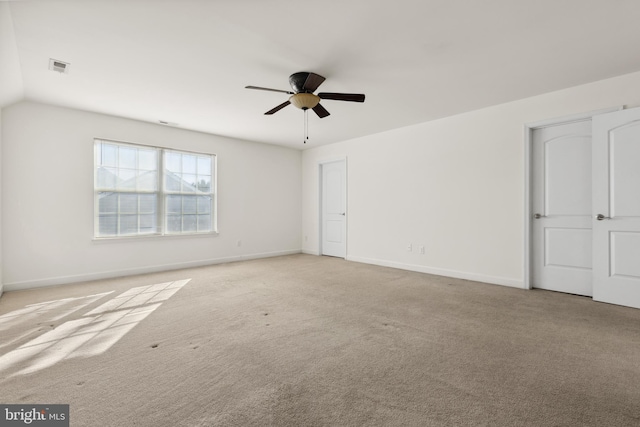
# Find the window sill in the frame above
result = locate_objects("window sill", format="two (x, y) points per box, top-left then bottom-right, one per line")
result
(92, 231), (219, 243)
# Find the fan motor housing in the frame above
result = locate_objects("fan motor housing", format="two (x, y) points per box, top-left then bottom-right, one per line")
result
(289, 72), (312, 93)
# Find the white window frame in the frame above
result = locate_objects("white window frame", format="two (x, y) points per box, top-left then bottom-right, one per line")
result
(93, 138), (217, 239)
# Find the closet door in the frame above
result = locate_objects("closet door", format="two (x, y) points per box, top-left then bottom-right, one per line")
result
(321, 159), (347, 258)
(593, 107), (640, 309)
(531, 121), (593, 296)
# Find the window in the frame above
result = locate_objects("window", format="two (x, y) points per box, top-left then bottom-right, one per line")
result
(94, 139), (216, 238)
(163, 149), (213, 234)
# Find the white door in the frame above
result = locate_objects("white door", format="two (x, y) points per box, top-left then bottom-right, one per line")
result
(531, 121), (593, 296)
(321, 159), (346, 258)
(592, 108), (640, 309)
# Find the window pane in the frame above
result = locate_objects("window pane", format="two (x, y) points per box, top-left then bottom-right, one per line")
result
(182, 174), (197, 193)
(138, 171), (157, 191)
(119, 146), (136, 169)
(119, 214), (138, 235)
(120, 194), (138, 214)
(165, 171), (181, 191)
(117, 169), (137, 190)
(98, 215), (117, 236)
(100, 143), (117, 167)
(139, 214), (156, 233)
(197, 196), (211, 214)
(197, 156), (211, 175)
(197, 214), (211, 232)
(138, 149), (157, 170)
(183, 196), (196, 214)
(166, 195), (182, 214)
(196, 175), (211, 193)
(99, 192), (118, 213)
(182, 154), (196, 174)
(140, 194), (157, 214)
(165, 152), (181, 173)
(167, 215), (182, 233)
(97, 167), (117, 189)
(183, 215), (197, 232)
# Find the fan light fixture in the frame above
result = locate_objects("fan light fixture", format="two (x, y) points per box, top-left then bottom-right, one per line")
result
(289, 93), (320, 110)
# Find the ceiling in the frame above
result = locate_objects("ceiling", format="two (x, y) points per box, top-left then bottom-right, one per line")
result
(3, 0), (640, 149)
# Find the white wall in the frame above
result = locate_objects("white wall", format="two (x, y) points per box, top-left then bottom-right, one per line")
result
(0, 2), (24, 107)
(302, 71), (640, 288)
(2, 101), (302, 290)
(0, 109), (3, 296)
(5, 72), (640, 293)
(0, 0), (24, 297)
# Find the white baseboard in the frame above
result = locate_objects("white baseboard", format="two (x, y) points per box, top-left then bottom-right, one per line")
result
(346, 255), (524, 289)
(4, 249), (302, 291)
(4, 251), (524, 292)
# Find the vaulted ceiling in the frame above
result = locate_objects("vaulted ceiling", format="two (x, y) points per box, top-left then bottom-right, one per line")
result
(2, 0), (640, 149)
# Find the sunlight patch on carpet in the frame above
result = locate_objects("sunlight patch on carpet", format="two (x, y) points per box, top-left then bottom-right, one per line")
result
(0, 292), (114, 331)
(0, 279), (190, 376)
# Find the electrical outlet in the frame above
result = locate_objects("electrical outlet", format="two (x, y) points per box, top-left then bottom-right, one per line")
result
(236, 240), (242, 247)
(407, 243), (412, 252)
(304, 235), (308, 242)
(420, 245), (425, 254)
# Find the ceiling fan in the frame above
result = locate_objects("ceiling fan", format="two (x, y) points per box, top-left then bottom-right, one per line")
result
(245, 71), (365, 118)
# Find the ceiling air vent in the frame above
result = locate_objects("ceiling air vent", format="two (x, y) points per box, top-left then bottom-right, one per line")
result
(49, 58), (70, 74)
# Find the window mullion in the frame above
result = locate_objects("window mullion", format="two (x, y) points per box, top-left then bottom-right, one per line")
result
(135, 150), (140, 235)
(159, 148), (164, 235)
(116, 193), (121, 235)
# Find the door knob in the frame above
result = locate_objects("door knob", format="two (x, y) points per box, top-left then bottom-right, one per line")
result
(596, 214), (611, 220)
(339, 213), (346, 216)
(533, 213), (545, 219)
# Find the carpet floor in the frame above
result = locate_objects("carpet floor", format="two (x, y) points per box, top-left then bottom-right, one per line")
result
(1, 254), (639, 426)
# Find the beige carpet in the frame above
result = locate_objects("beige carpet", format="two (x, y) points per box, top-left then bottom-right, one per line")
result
(1, 254), (639, 426)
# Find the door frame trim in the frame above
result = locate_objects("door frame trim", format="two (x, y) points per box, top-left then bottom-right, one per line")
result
(318, 157), (348, 258)
(523, 106), (622, 290)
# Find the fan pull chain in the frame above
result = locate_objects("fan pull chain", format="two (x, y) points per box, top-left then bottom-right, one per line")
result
(303, 109), (309, 144)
